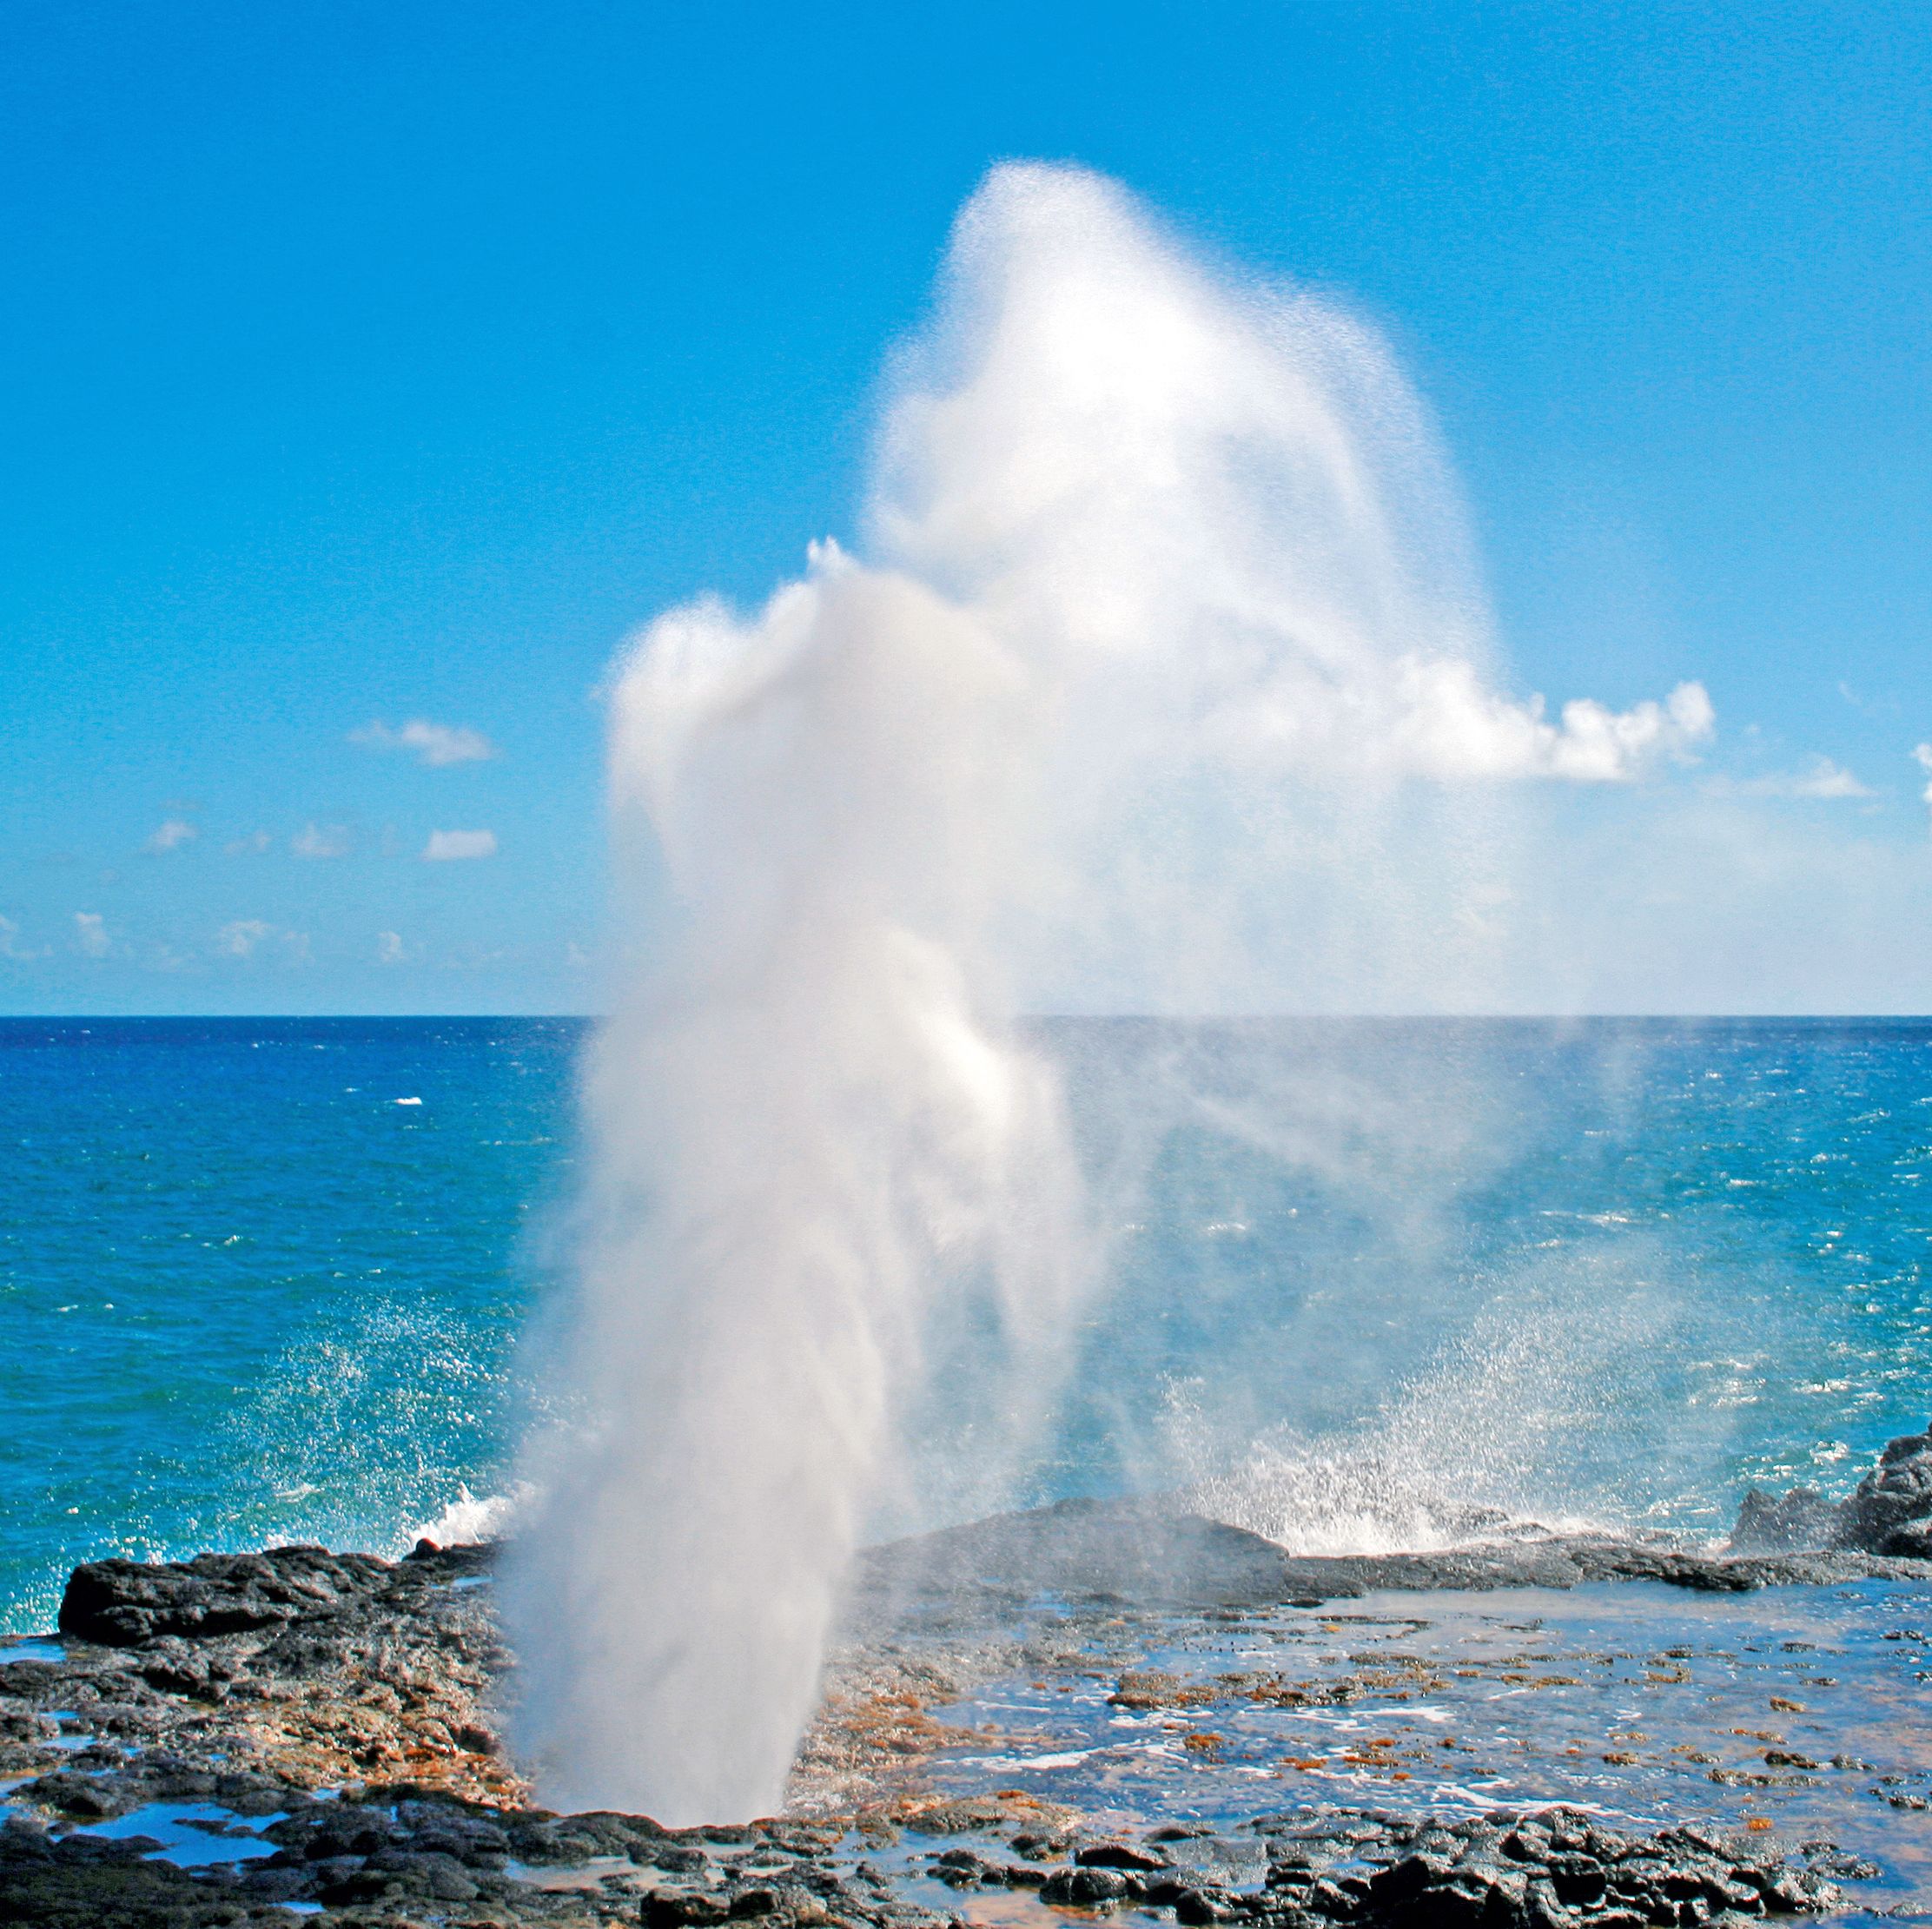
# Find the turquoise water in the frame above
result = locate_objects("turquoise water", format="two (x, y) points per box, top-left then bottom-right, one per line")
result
(0, 1019), (580, 1631)
(3, 1017), (1929, 1633)
(1025, 1018), (1932, 1545)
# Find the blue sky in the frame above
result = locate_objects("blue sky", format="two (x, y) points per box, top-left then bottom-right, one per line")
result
(3, 2), (1927, 1014)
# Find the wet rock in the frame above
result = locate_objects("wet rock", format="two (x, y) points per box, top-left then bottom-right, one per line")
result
(12, 1769), (133, 1820)
(1761, 1868), (1844, 1912)
(1010, 1829), (1070, 1860)
(1308, 1874), (1371, 1918)
(1881, 1521), (1932, 1558)
(1523, 1875), (1570, 1929)
(1545, 1853), (1609, 1906)
(930, 1847), (987, 1887)
(1366, 1853), (1452, 1905)
(653, 1843), (718, 1873)
(647, 1895), (734, 1928)
(897, 1796), (1020, 1834)
(1145, 1876), (1201, 1907)
(1801, 1846), (1879, 1881)
(1042, 1863), (1141, 1906)
(0, 1518), (1906, 1929)
(0, 1659), (62, 1696)
(1837, 1426), (1932, 1549)
(1731, 1424), (1932, 1556)
(362, 1843), (482, 1899)
(1172, 1886), (1232, 1924)
(57, 1545), (387, 1645)
(1077, 1840), (1171, 1871)
(0, 1820), (297, 1926)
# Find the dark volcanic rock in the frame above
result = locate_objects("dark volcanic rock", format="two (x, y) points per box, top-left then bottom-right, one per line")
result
(1839, 1425), (1932, 1552)
(857, 1496), (1297, 1607)
(1, 1485), (1915, 1927)
(1042, 1863), (1140, 1904)
(58, 1544), (394, 1644)
(1731, 1424), (1932, 1556)
(1730, 1485), (1842, 1553)
(10, 1540), (515, 1810)
(1077, 1840), (1172, 1871)
(860, 1493), (1921, 1615)
(0, 1819), (314, 1926)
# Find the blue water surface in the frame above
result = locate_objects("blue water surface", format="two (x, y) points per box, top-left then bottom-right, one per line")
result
(0, 1017), (581, 1630)
(2, 1016), (1929, 1633)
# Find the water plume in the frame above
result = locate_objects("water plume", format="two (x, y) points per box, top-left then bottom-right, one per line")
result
(507, 161), (1710, 1822)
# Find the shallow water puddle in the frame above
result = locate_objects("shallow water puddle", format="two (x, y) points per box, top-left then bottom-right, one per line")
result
(73, 1800), (288, 1866)
(0, 1638), (65, 1665)
(38, 1709), (97, 1753)
(910, 1578), (1932, 1912)
(505, 1853), (641, 1892)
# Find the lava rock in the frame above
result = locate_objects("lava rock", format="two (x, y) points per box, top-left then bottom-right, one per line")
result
(1042, 1864), (1140, 1906)
(56, 1545), (398, 1645)
(1731, 1424), (1932, 1555)
(648, 1893), (734, 1927)
(1545, 1852), (1609, 1906)
(1837, 1428), (1932, 1549)
(1077, 1841), (1171, 1871)
(1173, 1887), (1230, 1925)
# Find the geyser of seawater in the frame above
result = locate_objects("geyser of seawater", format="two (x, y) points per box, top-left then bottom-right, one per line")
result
(507, 161), (1710, 1822)
(505, 561), (1090, 1823)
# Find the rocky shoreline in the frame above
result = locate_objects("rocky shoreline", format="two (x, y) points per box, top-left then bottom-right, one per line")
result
(0, 1783), (1881, 1929)
(5, 1430), (1932, 1926)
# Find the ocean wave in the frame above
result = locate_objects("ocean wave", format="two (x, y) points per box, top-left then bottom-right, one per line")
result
(409, 1483), (533, 1549)
(1170, 1293), (1689, 1556)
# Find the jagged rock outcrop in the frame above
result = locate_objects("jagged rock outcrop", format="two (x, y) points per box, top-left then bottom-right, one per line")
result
(1730, 1424), (1932, 1556)
(58, 1544), (400, 1645)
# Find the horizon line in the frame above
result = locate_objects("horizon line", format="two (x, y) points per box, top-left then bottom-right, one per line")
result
(2, 1011), (1929, 1026)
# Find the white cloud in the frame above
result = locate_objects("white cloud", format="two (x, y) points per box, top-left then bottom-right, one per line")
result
(144, 818), (199, 853)
(224, 829), (272, 855)
(216, 919), (274, 957)
(354, 719), (498, 767)
(72, 912), (109, 957)
(293, 822), (351, 860)
(1189, 652), (1717, 784)
(1361, 664), (1715, 784)
(0, 915), (47, 960)
(375, 929), (407, 964)
(423, 829), (498, 861)
(1915, 743), (1932, 829)
(1709, 756), (1874, 801)
(216, 920), (308, 961)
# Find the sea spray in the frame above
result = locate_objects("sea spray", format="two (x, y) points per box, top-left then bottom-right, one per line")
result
(504, 557), (1093, 1821)
(507, 161), (1710, 1820)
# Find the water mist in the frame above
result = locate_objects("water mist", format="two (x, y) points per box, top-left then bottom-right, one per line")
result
(506, 162), (1711, 1822)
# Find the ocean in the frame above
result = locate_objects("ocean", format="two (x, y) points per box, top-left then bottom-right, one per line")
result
(3, 1015), (1929, 1635)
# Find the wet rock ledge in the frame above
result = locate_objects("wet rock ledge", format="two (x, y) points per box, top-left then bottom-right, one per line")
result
(9, 1426), (1932, 1925)
(0, 1539), (1891, 1929)
(0, 1781), (1878, 1929)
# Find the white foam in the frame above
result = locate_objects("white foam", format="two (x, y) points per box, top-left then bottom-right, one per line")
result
(411, 1483), (529, 1549)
